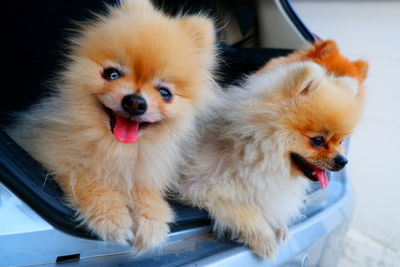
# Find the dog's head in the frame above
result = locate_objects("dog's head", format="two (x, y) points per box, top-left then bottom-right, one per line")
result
(64, 0), (216, 143)
(280, 62), (363, 187)
(246, 62), (363, 188)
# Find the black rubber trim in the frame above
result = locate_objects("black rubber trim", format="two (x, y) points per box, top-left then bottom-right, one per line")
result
(280, 0), (315, 42)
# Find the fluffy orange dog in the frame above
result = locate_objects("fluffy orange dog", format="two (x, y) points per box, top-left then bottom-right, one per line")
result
(178, 41), (368, 258)
(179, 61), (365, 258)
(7, 0), (216, 251)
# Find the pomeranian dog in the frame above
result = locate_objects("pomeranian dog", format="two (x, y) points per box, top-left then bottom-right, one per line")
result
(6, 0), (217, 251)
(178, 61), (364, 258)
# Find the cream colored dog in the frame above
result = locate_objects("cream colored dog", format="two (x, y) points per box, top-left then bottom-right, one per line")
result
(178, 61), (363, 258)
(7, 0), (217, 251)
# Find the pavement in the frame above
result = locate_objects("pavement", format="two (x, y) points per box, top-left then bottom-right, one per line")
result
(292, 1), (400, 266)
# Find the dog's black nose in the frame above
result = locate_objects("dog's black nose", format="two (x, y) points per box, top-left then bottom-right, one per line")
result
(121, 94), (147, 116)
(333, 155), (348, 170)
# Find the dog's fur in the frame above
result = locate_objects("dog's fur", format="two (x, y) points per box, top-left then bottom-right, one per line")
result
(6, 0), (217, 251)
(261, 40), (368, 94)
(178, 61), (364, 258)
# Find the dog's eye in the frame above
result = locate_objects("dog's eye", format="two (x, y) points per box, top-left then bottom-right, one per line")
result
(158, 87), (173, 101)
(310, 136), (325, 147)
(102, 68), (121, 81)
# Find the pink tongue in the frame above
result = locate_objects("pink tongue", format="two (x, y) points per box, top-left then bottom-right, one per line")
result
(316, 169), (328, 188)
(113, 115), (139, 143)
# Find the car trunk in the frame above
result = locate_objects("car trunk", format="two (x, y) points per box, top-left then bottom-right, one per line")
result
(0, 1), (351, 266)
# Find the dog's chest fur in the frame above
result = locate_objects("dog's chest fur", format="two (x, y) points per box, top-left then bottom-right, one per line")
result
(227, 128), (308, 221)
(181, 118), (309, 225)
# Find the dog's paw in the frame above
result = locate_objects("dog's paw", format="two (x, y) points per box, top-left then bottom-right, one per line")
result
(274, 225), (288, 243)
(133, 216), (170, 252)
(247, 234), (278, 259)
(82, 206), (134, 245)
(239, 224), (279, 259)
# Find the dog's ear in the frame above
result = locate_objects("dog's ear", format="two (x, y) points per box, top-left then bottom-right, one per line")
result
(313, 40), (339, 59)
(179, 16), (216, 53)
(353, 59), (369, 82)
(287, 62), (324, 97)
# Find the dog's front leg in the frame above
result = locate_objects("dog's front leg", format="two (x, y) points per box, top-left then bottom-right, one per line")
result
(130, 186), (174, 251)
(208, 200), (279, 258)
(58, 175), (134, 245)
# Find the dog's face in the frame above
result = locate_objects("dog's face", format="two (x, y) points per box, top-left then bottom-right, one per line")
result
(248, 62), (363, 188)
(276, 62), (363, 188)
(65, 0), (215, 143)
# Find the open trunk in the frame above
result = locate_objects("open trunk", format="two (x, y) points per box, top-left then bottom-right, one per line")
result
(0, 1), (353, 266)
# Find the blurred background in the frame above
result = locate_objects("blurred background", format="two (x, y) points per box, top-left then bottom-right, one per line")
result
(293, 1), (400, 266)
